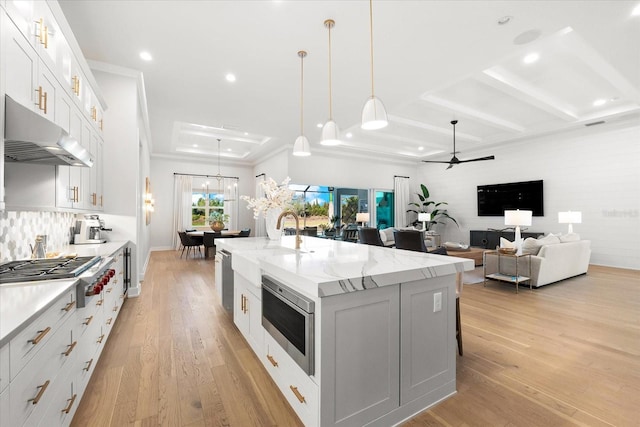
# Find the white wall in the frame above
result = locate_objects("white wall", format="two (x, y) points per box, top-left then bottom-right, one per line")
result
(418, 122), (640, 270)
(149, 156), (255, 250)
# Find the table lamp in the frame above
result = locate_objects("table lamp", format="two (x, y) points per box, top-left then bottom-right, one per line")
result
(418, 212), (432, 231)
(356, 212), (370, 227)
(504, 209), (532, 255)
(558, 211), (581, 233)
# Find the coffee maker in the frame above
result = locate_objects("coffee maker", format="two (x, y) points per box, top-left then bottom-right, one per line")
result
(74, 215), (107, 244)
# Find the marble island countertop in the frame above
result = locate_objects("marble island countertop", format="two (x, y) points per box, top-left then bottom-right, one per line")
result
(0, 240), (129, 346)
(216, 236), (474, 298)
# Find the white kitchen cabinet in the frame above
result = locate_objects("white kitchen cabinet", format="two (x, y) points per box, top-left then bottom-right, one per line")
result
(233, 273), (263, 355)
(400, 276), (456, 405)
(320, 285), (400, 427)
(3, 10), (38, 110)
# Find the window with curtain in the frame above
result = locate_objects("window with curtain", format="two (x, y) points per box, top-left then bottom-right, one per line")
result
(191, 190), (225, 226)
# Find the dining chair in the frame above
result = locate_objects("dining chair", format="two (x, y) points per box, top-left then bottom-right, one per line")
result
(358, 227), (384, 246)
(239, 228), (251, 237)
(341, 228), (359, 243)
(178, 231), (203, 258)
(203, 232), (221, 258)
(393, 230), (427, 252)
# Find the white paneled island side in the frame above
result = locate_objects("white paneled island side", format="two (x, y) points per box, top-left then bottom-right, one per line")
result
(215, 236), (474, 427)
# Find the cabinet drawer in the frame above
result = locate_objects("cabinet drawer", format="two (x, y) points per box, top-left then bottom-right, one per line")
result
(75, 318), (102, 395)
(264, 333), (318, 426)
(0, 343), (8, 393)
(9, 317), (75, 427)
(39, 361), (77, 427)
(10, 289), (76, 380)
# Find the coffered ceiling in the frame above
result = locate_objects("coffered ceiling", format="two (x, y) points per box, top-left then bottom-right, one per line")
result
(58, 0), (640, 165)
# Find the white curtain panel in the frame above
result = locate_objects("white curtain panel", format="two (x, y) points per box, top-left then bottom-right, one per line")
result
(254, 175), (267, 237)
(223, 177), (239, 230)
(394, 176), (410, 228)
(172, 175), (193, 250)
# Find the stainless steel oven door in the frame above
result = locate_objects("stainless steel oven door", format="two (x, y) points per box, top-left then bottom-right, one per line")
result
(261, 275), (314, 375)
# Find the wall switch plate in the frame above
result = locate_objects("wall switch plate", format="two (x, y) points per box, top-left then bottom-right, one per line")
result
(433, 292), (442, 312)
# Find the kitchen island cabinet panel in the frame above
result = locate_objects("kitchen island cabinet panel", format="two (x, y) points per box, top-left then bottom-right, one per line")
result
(320, 285), (400, 427)
(233, 272), (263, 355)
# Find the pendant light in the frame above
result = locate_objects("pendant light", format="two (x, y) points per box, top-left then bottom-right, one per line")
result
(293, 50), (311, 156)
(214, 138), (223, 184)
(361, 0), (388, 130)
(321, 19), (340, 146)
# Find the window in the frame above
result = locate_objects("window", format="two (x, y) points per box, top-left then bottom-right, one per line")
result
(192, 191), (224, 227)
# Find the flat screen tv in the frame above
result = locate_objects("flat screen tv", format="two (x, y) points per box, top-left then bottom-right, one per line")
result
(477, 180), (544, 217)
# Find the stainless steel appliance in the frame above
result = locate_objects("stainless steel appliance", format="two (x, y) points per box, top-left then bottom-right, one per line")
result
(4, 95), (93, 167)
(262, 275), (315, 375)
(74, 215), (106, 244)
(216, 249), (234, 314)
(0, 256), (100, 284)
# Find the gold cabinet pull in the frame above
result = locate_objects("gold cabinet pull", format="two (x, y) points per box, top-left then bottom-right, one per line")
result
(35, 86), (43, 110)
(99, 119), (103, 130)
(29, 326), (51, 345)
(266, 354), (278, 367)
(289, 386), (306, 404)
(97, 334), (105, 344)
(113, 305), (119, 312)
(83, 315), (93, 326)
(62, 341), (77, 357)
(34, 18), (47, 48)
(62, 394), (77, 414)
(240, 294), (245, 312)
(83, 358), (94, 372)
(42, 90), (48, 114)
(100, 195), (103, 207)
(62, 300), (76, 312)
(106, 317), (112, 325)
(96, 298), (103, 306)
(29, 380), (50, 405)
(106, 287), (113, 293)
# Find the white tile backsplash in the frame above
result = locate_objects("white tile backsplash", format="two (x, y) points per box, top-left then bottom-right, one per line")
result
(0, 211), (76, 261)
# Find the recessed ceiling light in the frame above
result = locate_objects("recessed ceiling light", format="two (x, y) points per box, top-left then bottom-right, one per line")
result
(227, 148), (232, 152)
(418, 146), (424, 151)
(632, 4), (640, 16)
(244, 132), (249, 136)
(193, 144), (198, 147)
(346, 132), (353, 138)
(225, 73), (236, 82)
(523, 53), (539, 64)
(593, 99), (606, 106)
(497, 15), (513, 25)
(139, 51), (152, 61)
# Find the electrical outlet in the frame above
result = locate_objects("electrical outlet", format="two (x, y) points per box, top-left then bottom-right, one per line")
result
(433, 292), (442, 312)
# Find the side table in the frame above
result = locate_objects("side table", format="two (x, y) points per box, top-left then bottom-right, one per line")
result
(483, 250), (532, 293)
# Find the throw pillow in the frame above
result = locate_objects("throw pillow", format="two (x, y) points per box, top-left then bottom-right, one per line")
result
(559, 233), (580, 242)
(428, 246), (448, 255)
(444, 242), (470, 251)
(522, 237), (542, 255)
(537, 234), (561, 246)
(500, 237), (516, 249)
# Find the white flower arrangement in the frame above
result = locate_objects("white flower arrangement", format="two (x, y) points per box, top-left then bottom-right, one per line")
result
(241, 177), (294, 218)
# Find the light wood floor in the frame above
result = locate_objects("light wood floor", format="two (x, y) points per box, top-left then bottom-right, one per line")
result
(72, 250), (640, 427)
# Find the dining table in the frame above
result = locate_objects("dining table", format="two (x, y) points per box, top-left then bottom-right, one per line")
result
(187, 230), (246, 258)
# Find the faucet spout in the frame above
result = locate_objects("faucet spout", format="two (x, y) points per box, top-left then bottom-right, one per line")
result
(276, 210), (302, 250)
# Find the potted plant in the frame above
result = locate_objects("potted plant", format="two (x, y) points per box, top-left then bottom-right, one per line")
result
(407, 184), (458, 231)
(209, 211), (230, 232)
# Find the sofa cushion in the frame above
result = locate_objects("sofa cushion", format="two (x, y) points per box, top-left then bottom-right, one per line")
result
(522, 237), (543, 255)
(500, 237), (516, 249)
(538, 234), (561, 246)
(559, 233), (581, 242)
(379, 228), (396, 245)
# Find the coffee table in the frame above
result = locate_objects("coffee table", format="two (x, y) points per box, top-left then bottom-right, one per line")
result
(446, 247), (485, 266)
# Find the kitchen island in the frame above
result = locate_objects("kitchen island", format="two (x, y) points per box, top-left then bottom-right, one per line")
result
(215, 236), (474, 427)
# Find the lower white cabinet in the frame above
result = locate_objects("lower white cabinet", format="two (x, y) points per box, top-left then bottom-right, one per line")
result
(233, 273), (263, 355)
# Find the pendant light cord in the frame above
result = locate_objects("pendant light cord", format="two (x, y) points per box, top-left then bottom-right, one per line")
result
(369, 0), (375, 98)
(327, 20), (333, 120)
(298, 51), (306, 135)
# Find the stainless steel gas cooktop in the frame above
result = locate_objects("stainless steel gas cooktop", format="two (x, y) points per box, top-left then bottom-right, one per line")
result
(0, 256), (101, 284)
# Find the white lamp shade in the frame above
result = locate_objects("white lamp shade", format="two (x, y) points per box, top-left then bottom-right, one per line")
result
(320, 120), (341, 146)
(356, 212), (370, 223)
(292, 135), (311, 156)
(504, 210), (532, 226)
(558, 211), (582, 224)
(418, 212), (431, 222)
(361, 96), (388, 130)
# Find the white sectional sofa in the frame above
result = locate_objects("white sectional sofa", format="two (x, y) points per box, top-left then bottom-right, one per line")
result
(484, 235), (591, 287)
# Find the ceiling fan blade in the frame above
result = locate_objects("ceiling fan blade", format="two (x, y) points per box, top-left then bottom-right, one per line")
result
(421, 160), (455, 164)
(457, 155), (495, 163)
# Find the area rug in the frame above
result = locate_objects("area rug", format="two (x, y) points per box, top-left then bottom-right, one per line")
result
(463, 266), (485, 284)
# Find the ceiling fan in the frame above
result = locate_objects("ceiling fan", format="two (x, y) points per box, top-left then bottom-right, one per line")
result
(422, 120), (495, 169)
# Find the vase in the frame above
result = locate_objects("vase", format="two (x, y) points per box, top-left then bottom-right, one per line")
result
(210, 221), (225, 232)
(265, 208), (282, 240)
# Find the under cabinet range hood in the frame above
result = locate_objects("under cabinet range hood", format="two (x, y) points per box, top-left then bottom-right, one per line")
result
(4, 96), (93, 167)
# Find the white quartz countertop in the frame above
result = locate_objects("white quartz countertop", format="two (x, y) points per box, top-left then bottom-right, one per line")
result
(216, 236), (474, 298)
(0, 241), (129, 346)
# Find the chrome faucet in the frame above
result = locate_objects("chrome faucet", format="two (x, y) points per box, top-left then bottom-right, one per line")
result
(276, 210), (302, 250)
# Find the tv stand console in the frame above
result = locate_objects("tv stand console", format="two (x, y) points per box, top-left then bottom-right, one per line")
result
(470, 229), (543, 249)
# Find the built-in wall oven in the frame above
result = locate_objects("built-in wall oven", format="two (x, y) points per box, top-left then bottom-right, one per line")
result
(262, 275), (315, 375)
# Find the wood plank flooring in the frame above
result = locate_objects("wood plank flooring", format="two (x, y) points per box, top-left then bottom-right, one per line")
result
(71, 250), (640, 426)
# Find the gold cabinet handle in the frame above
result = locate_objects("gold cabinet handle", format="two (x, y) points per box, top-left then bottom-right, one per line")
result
(34, 18), (47, 48)
(99, 119), (103, 130)
(266, 354), (278, 367)
(62, 300), (76, 312)
(62, 341), (77, 357)
(42, 90), (48, 114)
(83, 315), (93, 326)
(29, 326), (51, 345)
(106, 287), (113, 293)
(100, 195), (103, 207)
(97, 334), (105, 344)
(72, 76), (79, 95)
(29, 380), (50, 405)
(289, 386), (306, 404)
(96, 299), (103, 306)
(35, 86), (43, 110)
(240, 294), (245, 312)
(91, 106), (97, 121)
(83, 358), (94, 372)
(113, 305), (119, 312)
(62, 394), (77, 414)
(106, 317), (112, 325)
